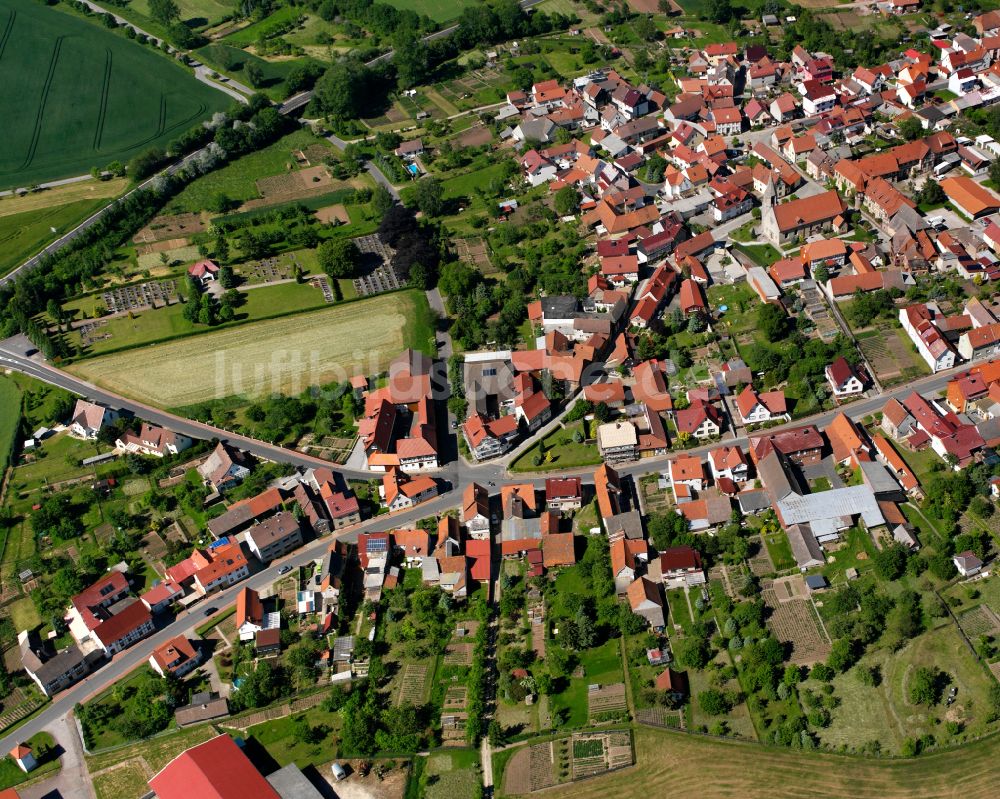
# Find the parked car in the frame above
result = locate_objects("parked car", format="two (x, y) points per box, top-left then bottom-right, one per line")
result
(278, 565), (292, 575)
(203, 606), (218, 617)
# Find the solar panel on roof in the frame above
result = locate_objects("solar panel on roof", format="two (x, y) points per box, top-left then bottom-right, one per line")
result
(367, 537), (388, 553)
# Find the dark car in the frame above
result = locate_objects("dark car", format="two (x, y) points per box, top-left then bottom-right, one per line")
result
(278, 565), (292, 575)
(203, 606), (218, 617)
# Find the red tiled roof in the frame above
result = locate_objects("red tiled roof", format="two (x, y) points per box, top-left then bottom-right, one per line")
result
(148, 734), (279, 799)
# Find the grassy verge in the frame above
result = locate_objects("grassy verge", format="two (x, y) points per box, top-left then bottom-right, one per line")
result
(0, 377), (21, 475)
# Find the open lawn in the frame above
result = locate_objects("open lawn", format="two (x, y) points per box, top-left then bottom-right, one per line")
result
(815, 622), (999, 754)
(0, 378), (20, 475)
(167, 130), (334, 213)
(70, 279), (333, 356)
(538, 723), (1000, 799)
(510, 421), (601, 472)
(0, 0), (229, 189)
(67, 290), (433, 407)
(383, 0), (477, 22)
(424, 748), (481, 799)
(550, 639), (623, 728)
(6, 432), (105, 492)
(236, 705), (341, 769)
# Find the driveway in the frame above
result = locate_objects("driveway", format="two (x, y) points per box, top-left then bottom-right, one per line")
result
(19, 715), (93, 799)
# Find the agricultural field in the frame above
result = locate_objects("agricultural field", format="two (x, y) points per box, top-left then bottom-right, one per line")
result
(383, 0), (478, 22)
(67, 290), (434, 407)
(0, 0), (229, 189)
(535, 724), (1000, 799)
(0, 179), (130, 265)
(0, 194), (118, 277)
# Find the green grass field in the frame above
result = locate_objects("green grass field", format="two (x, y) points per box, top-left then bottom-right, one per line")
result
(129, 0), (233, 28)
(0, 377), (21, 475)
(69, 280), (334, 356)
(0, 0), (230, 189)
(68, 290), (434, 407)
(550, 639), (623, 728)
(194, 44), (310, 100)
(165, 129), (332, 212)
(383, 0), (478, 22)
(221, 6), (304, 46)
(0, 198), (108, 277)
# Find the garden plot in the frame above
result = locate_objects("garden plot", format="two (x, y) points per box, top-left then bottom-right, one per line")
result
(502, 742), (556, 794)
(571, 730), (633, 779)
(454, 237), (495, 276)
(455, 125), (493, 149)
(135, 238), (191, 257)
(443, 641), (474, 666)
(858, 329), (929, 387)
(957, 605), (1000, 640)
(763, 581), (831, 666)
(248, 165), (342, 208)
(502, 729), (634, 795)
(587, 683), (627, 719)
(746, 538), (775, 577)
(315, 204), (351, 224)
(137, 245), (201, 270)
(395, 662), (430, 706)
(133, 213), (206, 244)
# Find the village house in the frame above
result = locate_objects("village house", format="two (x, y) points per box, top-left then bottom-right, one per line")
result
(197, 442), (251, 492)
(735, 386), (789, 425)
(659, 546), (706, 587)
(462, 482), (492, 539)
(825, 356), (866, 396)
(68, 400), (119, 440)
(149, 636), (201, 678)
(244, 513), (303, 564)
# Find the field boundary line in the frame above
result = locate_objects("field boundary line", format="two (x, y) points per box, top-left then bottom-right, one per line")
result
(93, 47), (112, 152)
(0, 9), (15, 61)
(21, 35), (65, 170)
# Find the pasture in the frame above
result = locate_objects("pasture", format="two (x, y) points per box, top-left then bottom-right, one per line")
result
(67, 290), (434, 407)
(537, 724), (1000, 799)
(0, 0), (229, 189)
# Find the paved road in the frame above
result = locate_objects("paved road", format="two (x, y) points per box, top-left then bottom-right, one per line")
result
(0, 489), (461, 758)
(0, 326), (976, 760)
(0, 174), (97, 199)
